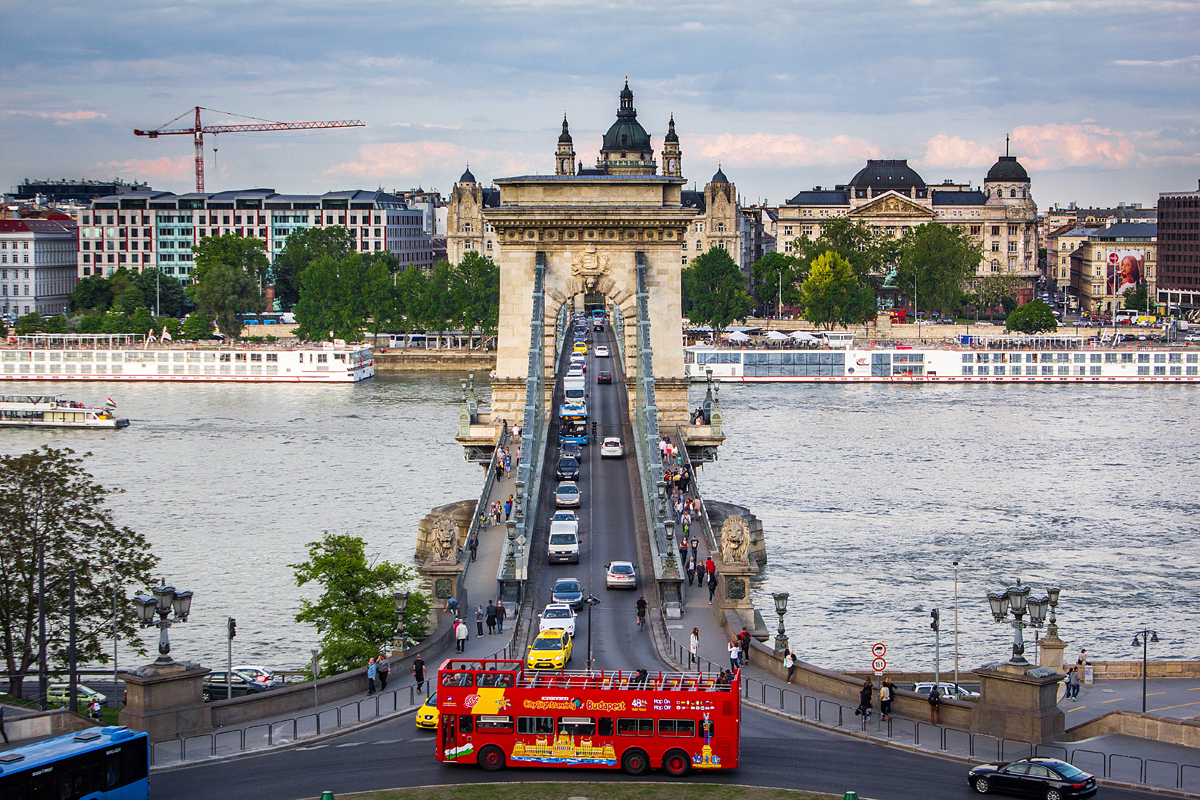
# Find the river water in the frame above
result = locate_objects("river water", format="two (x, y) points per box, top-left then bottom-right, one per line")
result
(691, 382), (1200, 673)
(2, 376), (1197, 676)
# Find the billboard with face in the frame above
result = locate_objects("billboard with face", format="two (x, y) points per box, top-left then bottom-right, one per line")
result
(1107, 250), (1144, 296)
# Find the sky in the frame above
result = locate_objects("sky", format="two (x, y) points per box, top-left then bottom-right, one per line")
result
(2, 0), (1198, 210)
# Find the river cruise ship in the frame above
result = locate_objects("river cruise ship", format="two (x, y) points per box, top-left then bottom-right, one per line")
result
(1, 334), (374, 383)
(685, 335), (1200, 384)
(0, 394), (129, 428)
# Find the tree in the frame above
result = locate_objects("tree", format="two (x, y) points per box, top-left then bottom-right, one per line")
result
(1123, 284), (1152, 314)
(271, 227), (357, 311)
(15, 312), (43, 336)
(0, 447), (158, 699)
(69, 275), (113, 312)
(79, 313), (105, 334)
(681, 248), (754, 334)
(974, 274), (1022, 322)
(896, 223), (984, 318)
(790, 217), (897, 294)
(798, 251), (876, 330)
(451, 252), (500, 349)
(42, 315), (68, 334)
(135, 268), (188, 318)
(181, 311), (214, 340)
(293, 253), (369, 342)
(189, 233), (268, 339)
(1007, 299), (1058, 334)
(291, 533), (429, 676)
(393, 266), (428, 332)
(750, 252), (803, 317)
(415, 261), (457, 339)
(363, 256), (395, 346)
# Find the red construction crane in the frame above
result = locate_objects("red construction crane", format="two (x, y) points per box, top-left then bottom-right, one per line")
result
(134, 106), (365, 192)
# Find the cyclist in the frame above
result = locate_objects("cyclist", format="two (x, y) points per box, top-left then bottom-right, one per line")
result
(635, 594), (647, 629)
(592, 420), (597, 436)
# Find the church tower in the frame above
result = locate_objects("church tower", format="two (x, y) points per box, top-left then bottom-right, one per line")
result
(596, 79), (656, 175)
(555, 114), (576, 176)
(662, 114), (682, 178)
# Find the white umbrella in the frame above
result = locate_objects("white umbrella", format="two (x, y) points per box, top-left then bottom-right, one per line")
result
(789, 331), (818, 341)
(765, 330), (790, 341)
(725, 331), (751, 342)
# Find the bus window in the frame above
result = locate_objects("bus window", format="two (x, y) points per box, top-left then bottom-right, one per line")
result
(617, 718), (653, 736)
(477, 715), (514, 731)
(557, 717), (595, 737)
(518, 716), (555, 735)
(598, 718), (614, 736)
(441, 671), (474, 687)
(459, 715), (474, 734)
(658, 719), (697, 737)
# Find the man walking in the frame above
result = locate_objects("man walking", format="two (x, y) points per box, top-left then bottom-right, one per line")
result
(455, 618), (468, 653)
(707, 568), (718, 605)
(475, 605), (485, 637)
(1, 705), (8, 744)
(496, 601), (506, 633)
(928, 684), (941, 724)
(486, 600), (497, 634)
(413, 655), (427, 695)
(468, 533), (478, 562)
(377, 653), (391, 691)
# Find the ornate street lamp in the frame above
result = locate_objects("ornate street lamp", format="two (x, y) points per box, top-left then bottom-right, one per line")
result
(1131, 628), (1160, 713)
(393, 591), (409, 650)
(772, 592), (790, 653)
(987, 580), (1050, 666)
(135, 583), (193, 665)
(585, 595), (601, 670)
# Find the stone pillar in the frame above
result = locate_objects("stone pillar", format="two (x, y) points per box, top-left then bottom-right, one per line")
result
(716, 564), (767, 639)
(970, 664), (1065, 744)
(1040, 632), (1066, 672)
(118, 662), (211, 743)
(421, 559), (468, 627)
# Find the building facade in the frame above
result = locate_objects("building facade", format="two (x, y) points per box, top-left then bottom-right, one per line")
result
(1157, 182), (1200, 314)
(0, 219), (78, 319)
(1071, 222), (1157, 316)
(77, 189), (432, 283)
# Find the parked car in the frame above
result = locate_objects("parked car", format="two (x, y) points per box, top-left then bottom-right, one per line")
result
(538, 603), (578, 637)
(46, 683), (107, 706)
(202, 670), (274, 702)
(555, 482), (581, 507)
(968, 757), (1096, 799)
(415, 692), (439, 729)
(233, 665), (283, 688)
(594, 345), (610, 357)
(913, 681), (980, 700)
(597, 371), (613, 384)
(551, 578), (585, 610)
(600, 437), (624, 458)
(605, 560), (637, 589)
(555, 457), (580, 480)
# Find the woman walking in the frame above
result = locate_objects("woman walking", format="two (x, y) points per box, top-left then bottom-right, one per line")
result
(689, 627), (700, 668)
(784, 649), (796, 684)
(879, 679), (893, 721)
(856, 680), (873, 722)
(728, 641), (740, 672)
(367, 657), (377, 695)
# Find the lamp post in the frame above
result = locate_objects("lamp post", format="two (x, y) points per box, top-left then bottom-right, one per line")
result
(311, 648), (320, 717)
(393, 591), (409, 652)
(584, 596), (601, 670)
(953, 561), (960, 693)
(133, 583), (193, 666)
(1131, 628), (1159, 713)
(771, 592), (789, 654)
(987, 579), (1050, 666)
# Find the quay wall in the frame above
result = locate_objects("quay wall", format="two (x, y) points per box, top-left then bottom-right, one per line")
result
(2, 707), (96, 744)
(1065, 710), (1200, 747)
(373, 351), (496, 372)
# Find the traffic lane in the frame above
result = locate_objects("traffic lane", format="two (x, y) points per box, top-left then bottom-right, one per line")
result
(151, 705), (1168, 800)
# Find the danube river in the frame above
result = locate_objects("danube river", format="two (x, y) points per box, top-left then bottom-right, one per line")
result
(2, 376), (1197, 674)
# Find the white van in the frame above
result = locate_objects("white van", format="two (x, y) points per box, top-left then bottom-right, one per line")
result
(548, 519), (580, 563)
(563, 378), (586, 404)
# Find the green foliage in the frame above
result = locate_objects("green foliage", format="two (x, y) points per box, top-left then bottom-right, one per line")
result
(135, 268), (188, 317)
(973, 274), (1022, 321)
(189, 233), (268, 339)
(79, 313), (104, 334)
(363, 256), (395, 346)
(42, 315), (69, 334)
(129, 307), (155, 336)
(798, 251), (877, 330)
(1006, 299), (1058, 334)
(69, 268), (188, 318)
(181, 312), (214, 340)
(15, 312), (43, 336)
(790, 217), (898, 294)
(0, 447), (158, 699)
(417, 261), (457, 333)
(393, 266), (428, 331)
(271, 227), (356, 310)
(896, 224), (984, 317)
(1122, 284), (1152, 314)
(682, 248), (755, 332)
(293, 253), (369, 342)
(291, 533), (430, 676)
(451, 252), (500, 348)
(69, 275), (113, 312)
(750, 252), (804, 316)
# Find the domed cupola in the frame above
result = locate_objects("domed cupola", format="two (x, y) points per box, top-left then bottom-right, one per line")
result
(555, 114), (576, 175)
(984, 137), (1031, 202)
(712, 165), (728, 184)
(458, 165), (476, 184)
(597, 79), (657, 175)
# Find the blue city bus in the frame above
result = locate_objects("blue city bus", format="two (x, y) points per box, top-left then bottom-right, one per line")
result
(558, 402), (589, 446)
(591, 309), (605, 327)
(0, 726), (150, 799)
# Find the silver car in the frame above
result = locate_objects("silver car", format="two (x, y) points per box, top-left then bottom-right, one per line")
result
(555, 481), (581, 507)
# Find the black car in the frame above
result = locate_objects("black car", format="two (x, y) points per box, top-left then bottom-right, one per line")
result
(597, 371), (613, 384)
(968, 757), (1096, 800)
(555, 457), (580, 480)
(203, 669), (274, 702)
(551, 578), (585, 610)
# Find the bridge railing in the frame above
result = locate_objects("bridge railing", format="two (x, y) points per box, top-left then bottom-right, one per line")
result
(463, 422), (509, 562)
(674, 423), (718, 555)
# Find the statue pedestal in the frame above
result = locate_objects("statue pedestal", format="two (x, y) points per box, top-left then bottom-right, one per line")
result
(421, 558), (469, 625)
(715, 563), (767, 638)
(971, 664), (1065, 744)
(118, 662), (211, 743)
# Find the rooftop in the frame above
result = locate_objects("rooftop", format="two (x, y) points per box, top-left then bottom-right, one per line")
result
(1094, 222), (1157, 240)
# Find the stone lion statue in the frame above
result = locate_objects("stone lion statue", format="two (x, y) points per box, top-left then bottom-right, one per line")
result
(719, 515), (750, 565)
(428, 516), (459, 564)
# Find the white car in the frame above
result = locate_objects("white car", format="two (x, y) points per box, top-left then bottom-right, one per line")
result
(552, 510), (578, 523)
(566, 366), (584, 379)
(912, 681), (980, 701)
(594, 345), (610, 357)
(605, 560), (637, 589)
(234, 665), (283, 687)
(600, 437), (623, 458)
(538, 603), (578, 637)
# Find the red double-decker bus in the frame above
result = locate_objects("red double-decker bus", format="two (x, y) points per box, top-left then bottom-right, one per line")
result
(433, 659), (740, 776)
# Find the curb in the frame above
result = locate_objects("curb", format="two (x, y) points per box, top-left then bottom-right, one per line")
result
(149, 705), (421, 773)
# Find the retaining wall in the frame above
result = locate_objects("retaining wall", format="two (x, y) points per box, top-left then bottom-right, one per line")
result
(373, 351), (495, 372)
(1065, 711), (1200, 747)
(3, 708), (95, 743)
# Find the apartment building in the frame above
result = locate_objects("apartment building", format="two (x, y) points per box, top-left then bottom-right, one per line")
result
(1157, 182), (1200, 314)
(0, 219), (78, 318)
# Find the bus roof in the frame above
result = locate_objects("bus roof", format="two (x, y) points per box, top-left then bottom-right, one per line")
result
(436, 659), (739, 693)
(0, 726), (146, 775)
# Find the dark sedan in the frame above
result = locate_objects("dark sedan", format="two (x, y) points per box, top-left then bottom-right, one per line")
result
(968, 757), (1096, 800)
(597, 371), (613, 384)
(203, 670), (275, 702)
(551, 578), (585, 611)
(555, 457), (580, 480)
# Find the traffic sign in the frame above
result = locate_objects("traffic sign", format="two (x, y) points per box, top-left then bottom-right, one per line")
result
(872, 657), (887, 673)
(871, 642), (886, 657)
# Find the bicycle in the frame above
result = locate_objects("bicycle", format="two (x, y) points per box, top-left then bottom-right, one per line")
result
(636, 612), (646, 631)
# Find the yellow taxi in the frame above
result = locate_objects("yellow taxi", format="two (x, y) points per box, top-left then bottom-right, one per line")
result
(572, 342), (587, 355)
(415, 692), (439, 729)
(526, 629), (573, 670)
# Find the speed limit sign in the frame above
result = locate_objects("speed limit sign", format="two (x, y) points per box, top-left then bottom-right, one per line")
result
(872, 657), (887, 673)
(872, 642), (886, 658)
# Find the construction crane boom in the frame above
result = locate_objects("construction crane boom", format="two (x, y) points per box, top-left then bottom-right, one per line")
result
(134, 106), (365, 192)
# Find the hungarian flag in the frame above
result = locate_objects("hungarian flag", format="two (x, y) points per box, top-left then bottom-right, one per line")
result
(162, 326), (172, 341)
(147, 329), (157, 342)
(105, 398), (116, 411)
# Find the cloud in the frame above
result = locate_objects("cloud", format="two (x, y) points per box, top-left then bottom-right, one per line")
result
(687, 133), (881, 166)
(920, 135), (999, 169)
(1111, 54), (1200, 67)
(4, 109), (107, 123)
(327, 142), (536, 179)
(1011, 123), (1137, 169)
(101, 156), (192, 181)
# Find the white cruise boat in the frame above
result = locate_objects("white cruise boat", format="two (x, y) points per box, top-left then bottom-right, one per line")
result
(0, 395), (129, 429)
(1, 334), (374, 383)
(685, 334), (1200, 384)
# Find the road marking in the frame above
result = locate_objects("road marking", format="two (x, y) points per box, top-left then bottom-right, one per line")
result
(296, 745), (329, 751)
(1189, 687), (1200, 691)
(668, 625), (684, 629)
(1101, 698), (1123, 703)
(336, 741), (367, 747)
(1149, 701), (1200, 712)
(1101, 688), (1116, 693)
(1147, 691), (1166, 696)
(1066, 705), (1086, 713)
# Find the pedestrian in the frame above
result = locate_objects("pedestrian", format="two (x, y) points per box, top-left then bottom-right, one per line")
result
(705, 556), (715, 579)
(1077, 648), (1088, 667)
(486, 600), (497, 634)
(856, 680), (873, 722)
(476, 605), (485, 637)
(0, 705), (8, 744)
(1067, 666), (1081, 700)
(455, 618), (468, 652)
(686, 554), (696, 586)
(468, 533), (478, 562)
(377, 653), (391, 691)
(879, 679), (892, 721)
(445, 596), (458, 616)
(496, 601), (506, 633)
(728, 641), (740, 672)
(739, 627), (751, 666)
(784, 649), (796, 684)
(928, 684), (941, 724)
(505, 495), (513, 520)
(708, 568), (718, 605)
(679, 535), (688, 565)
(691, 535), (699, 556)
(413, 654), (427, 695)
(367, 657), (377, 695)
(690, 627), (700, 668)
